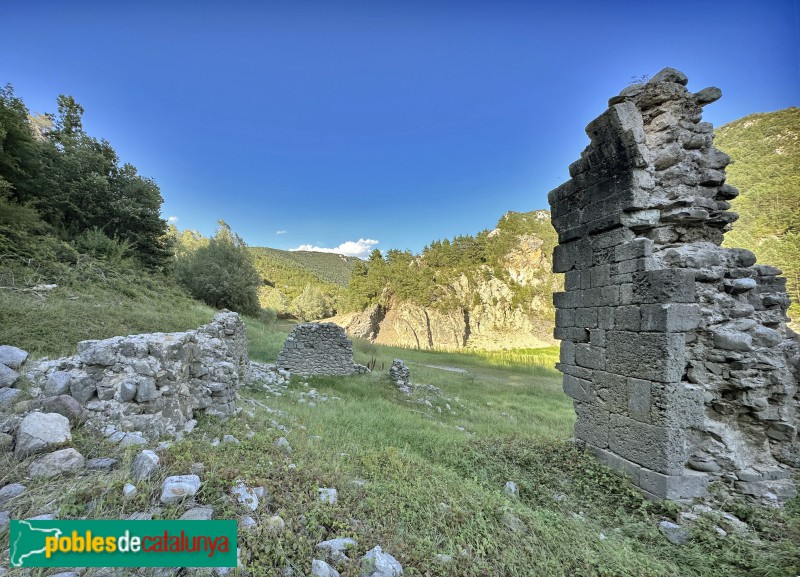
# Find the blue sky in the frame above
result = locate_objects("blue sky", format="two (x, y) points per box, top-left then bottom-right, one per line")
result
(2, 0), (798, 257)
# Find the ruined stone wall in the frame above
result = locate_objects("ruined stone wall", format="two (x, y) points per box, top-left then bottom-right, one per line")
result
(277, 322), (367, 376)
(25, 311), (249, 439)
(548, 68), (799, 504)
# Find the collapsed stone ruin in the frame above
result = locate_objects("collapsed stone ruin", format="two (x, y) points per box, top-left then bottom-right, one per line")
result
(389, 359), (412, 394)
(17, 311), (249, 440)
(277, 322), (369, 376)
(548, 68), (799, 504)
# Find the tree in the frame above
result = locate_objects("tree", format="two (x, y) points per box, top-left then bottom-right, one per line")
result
(290, 284), (333, 321)
(175, 221), (261, 315)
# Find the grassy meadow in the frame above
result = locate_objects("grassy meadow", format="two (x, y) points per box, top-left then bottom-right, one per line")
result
(1, 284), (799, 576)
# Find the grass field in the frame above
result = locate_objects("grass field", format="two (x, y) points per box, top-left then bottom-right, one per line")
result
(1, 282), (799, 576)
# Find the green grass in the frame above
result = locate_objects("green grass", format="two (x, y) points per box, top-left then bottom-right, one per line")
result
(0, 258), (217, 357)
(1, 280), (798, 576)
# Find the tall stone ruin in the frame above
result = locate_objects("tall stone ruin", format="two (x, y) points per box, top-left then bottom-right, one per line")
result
(548, 68), (799, 504)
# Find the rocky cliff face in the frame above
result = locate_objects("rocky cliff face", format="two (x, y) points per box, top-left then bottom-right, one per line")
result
(332, 212), (560, 350)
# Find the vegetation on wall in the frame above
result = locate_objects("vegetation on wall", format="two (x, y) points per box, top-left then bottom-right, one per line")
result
(715, 107), (799, 323)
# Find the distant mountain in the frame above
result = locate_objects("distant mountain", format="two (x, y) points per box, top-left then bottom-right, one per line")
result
(331, 210), (561, 350)
(250, 247), (359, 317)
(715, 107), (799, 324)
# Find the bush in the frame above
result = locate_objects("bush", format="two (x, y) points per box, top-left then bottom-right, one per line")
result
(290, 284), (333, 321)
(175, 221), (261, 316)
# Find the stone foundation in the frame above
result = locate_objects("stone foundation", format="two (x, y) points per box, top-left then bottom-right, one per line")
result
(548, 68), (799, 504)
(277, 322), (368, 376)
(26, 311), (249, 439)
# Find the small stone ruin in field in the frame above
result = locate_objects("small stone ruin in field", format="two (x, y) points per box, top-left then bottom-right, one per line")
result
(277, 322), (368, 376)
(548, 67), (799, 504)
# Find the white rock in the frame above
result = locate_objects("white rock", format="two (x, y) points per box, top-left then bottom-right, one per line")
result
(0, 364), (18, 388)
(123, 483), (137, 498)
(318, 487), (337, 505)
(14, 412), (71, 458)
(180, 506), (214, 520)
(160, 475), (201, 504)
(0, 345), (28, 369)
(132, 450), (160, 481)
(28, 448), (85, 478)
(504, 481), (518, 498)
(312, 559), (340, 577)
(232, 480), (259, 511)
(360, 546), (404, 576)
(0, 483), (26, 505)
(276, 436), (292, 453)
(316, 537), (358, 563)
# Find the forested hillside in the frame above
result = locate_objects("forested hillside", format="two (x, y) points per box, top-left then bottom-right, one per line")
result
(249, 247), (357, 320)
(334, 210), (561, 350)
(715, 107), (799, 324)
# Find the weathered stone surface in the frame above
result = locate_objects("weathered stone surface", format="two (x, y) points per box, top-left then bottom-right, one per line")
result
(361, 546), (404, 577)
(312, 559), (341, 577)
(0, 483), (26, 505)
(180, 506), (214, 520)
(0, 345), (28, 370)
(232, 480), (259, 511)
(132, 450), (160, 481)
(0, 364), (19, 388)
(549, 67), (800, 505)
(316, 537), (358, 564)
(24, 311), (249, 441)
(277, 323), (367, 376)
(160, 475), (201, 503)
(28, 448), (85, 478)
(14, 412), (71, 458)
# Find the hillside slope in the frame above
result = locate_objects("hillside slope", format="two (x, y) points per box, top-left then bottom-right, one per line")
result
(250, 247), (358, 316)
(333, 210), (561, 350)
(715, 107), (799, 324)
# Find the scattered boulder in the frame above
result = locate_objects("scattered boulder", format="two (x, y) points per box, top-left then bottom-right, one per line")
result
(0, 483), (26, 505)
(658, 520), (690, 545)
(266, 515), (285, 532)
(132, 450), (160, 481)
(41, 395), (88, 426)
(312, 559), (340, 577)
(0, 387), (22, 409)
(318, 487), (337, 505)
(232, 480), (259, 511)
(180, 506), (214, 520)
(28, 448), (85, 478)
(504, 481), (518, 498)
(160, 475), (201, 504)
(0, 432), (12, 452)
(0, 364), (19, 388)
(361, 546), (404, 577)
(239, 515), (257, 531)
(276, 436), (292, 453)
(43, 371), (71, 396)
(14, 412), (71, 458)
(316, 537), (358, 564)
(123, 483), (137, 498)
(0, 345), (28, 370)
(87, 457), (118, 470)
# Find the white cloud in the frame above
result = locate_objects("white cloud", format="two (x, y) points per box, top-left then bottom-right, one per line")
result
(275, 230), (287, 235)
(291, 238), (379, 259)
(167, 216), (179, 224)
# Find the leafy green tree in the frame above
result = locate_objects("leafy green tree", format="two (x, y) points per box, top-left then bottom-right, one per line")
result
(290, 284), (333, 321)
(175, 220), (261, 315)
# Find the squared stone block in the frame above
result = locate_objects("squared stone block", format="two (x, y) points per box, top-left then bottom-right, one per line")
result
(640, 304), (701, 332)
(560, 341), (576, 365)
(606, 331), (686, 382)
(593, 370), (627, 413)
(576, 344), (605, 370)
(563, 374), (591, 402)
(614, 238), (654, 262)
(633, 269), (696, 304)
(639, 469), (710, 501)
(627, 378), (652, 422)
(575, 308), (598, 328)
(614, 305), (641, 331)
(556, 308), (575, 328)
(574, 402), (610, 449)
(589, 329), (606, 347)
(609, 414), (687, 474)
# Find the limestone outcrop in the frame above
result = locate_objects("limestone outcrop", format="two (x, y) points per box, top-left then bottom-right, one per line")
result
(277, 322), (368, 376)
(549, 68), (799, 504)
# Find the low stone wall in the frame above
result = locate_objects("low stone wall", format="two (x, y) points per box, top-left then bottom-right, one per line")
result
(26, 311), (249, 439)
(277, 323), (367, 376)
(548, 68), (799, 504)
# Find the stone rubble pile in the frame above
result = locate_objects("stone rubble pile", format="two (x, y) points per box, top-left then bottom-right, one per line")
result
(277, 323), (369, 376)
(549, 67), (799, 504)
(389, 359), (412, 394)
(19, 311), (249, 440)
